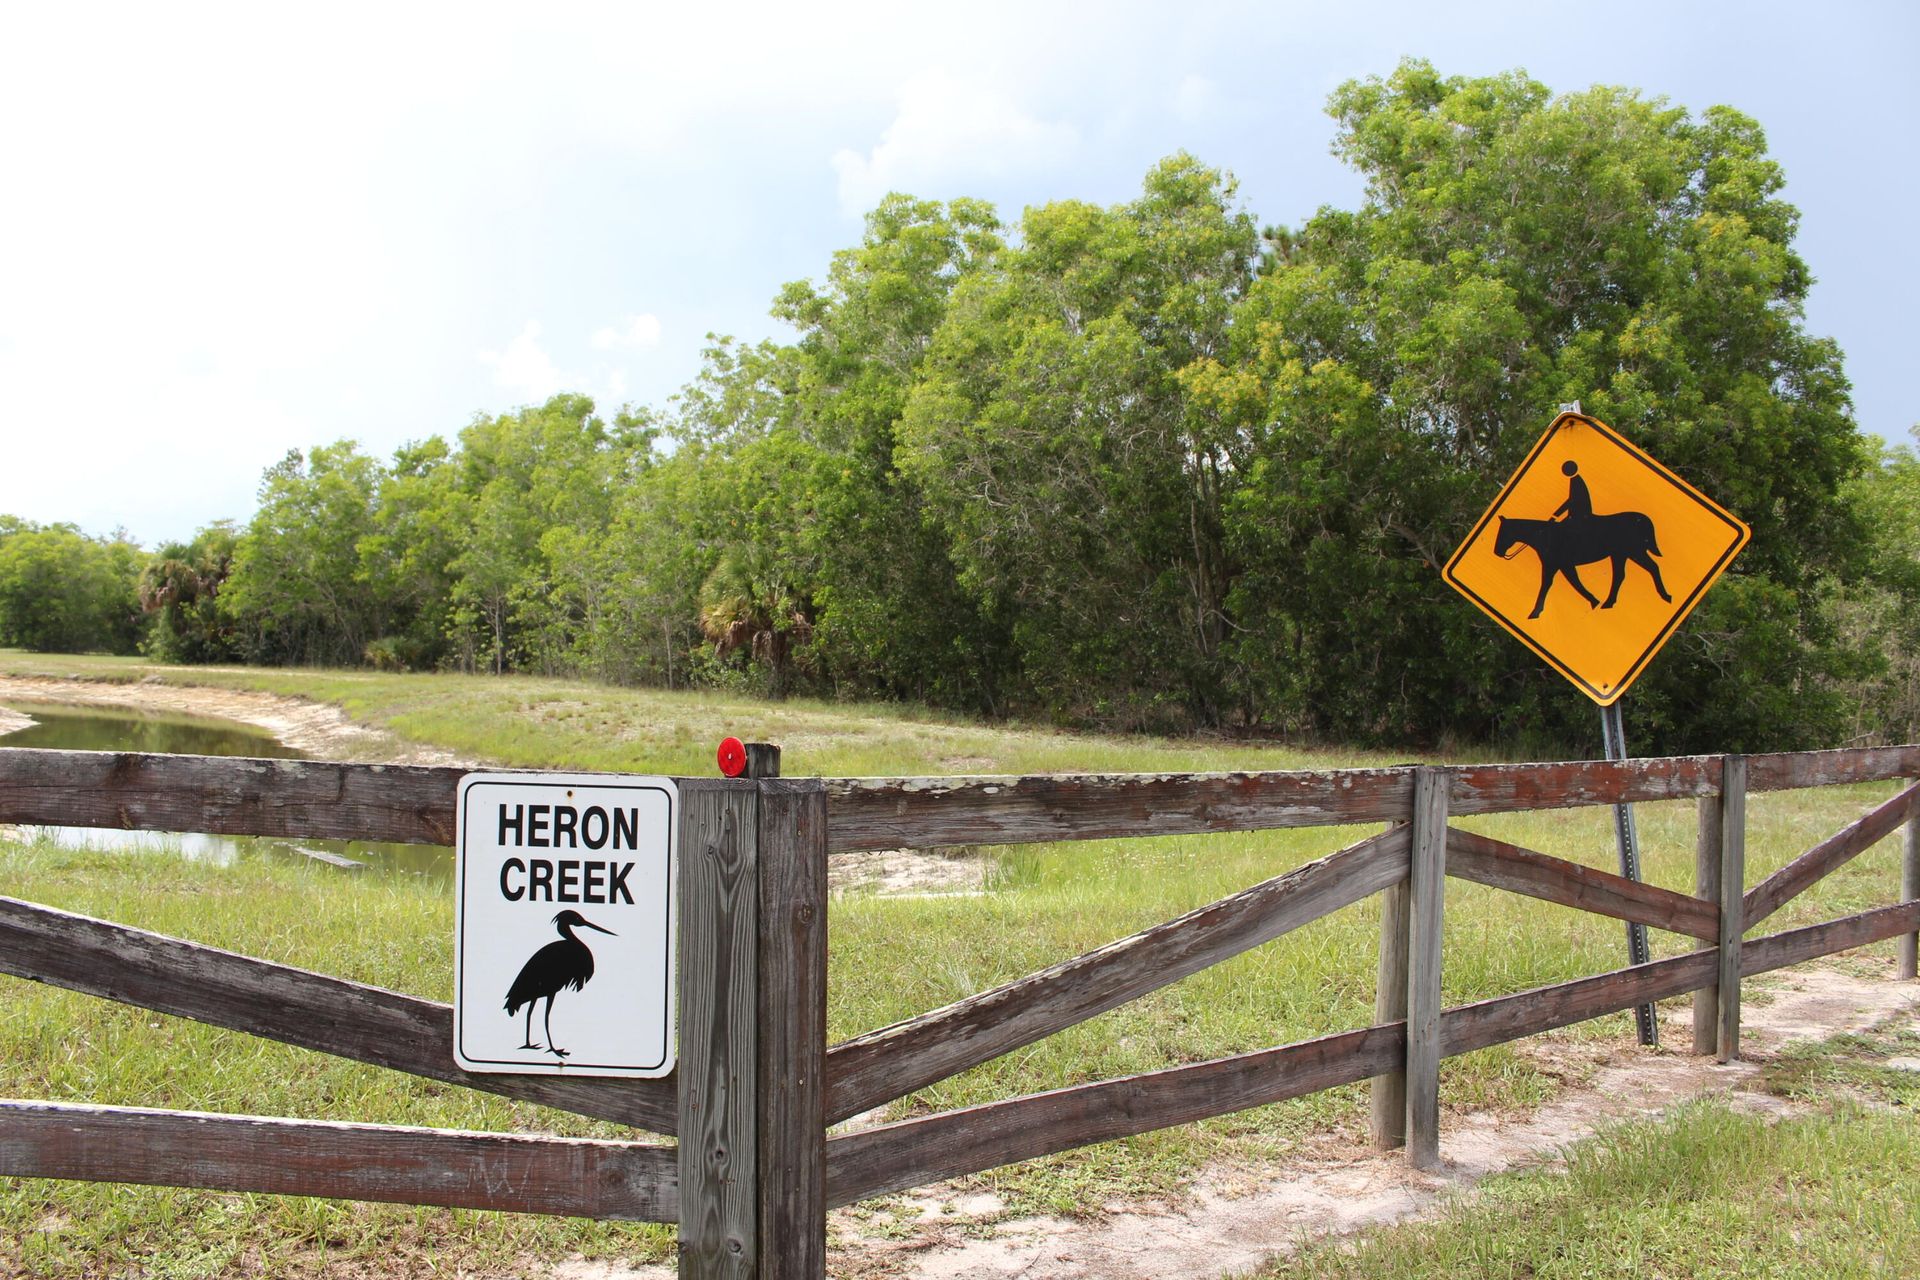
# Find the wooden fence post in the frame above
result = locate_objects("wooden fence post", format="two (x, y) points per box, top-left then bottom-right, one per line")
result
(1405, 767), (1449, 1170)
(1370, 863), (1410, 1151)
(1693, 791), (1722, 1054)
(1716, 755), (1746, 1063)
(1901, 793), (1919, 982)
(755, 776), (828, 1279)
(679, 780), (760, 1279)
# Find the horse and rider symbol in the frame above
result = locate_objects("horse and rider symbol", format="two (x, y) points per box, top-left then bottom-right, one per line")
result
(1495, 461), (1674, 619)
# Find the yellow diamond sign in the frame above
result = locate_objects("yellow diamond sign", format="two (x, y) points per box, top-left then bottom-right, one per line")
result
(1443, 411), (1750, 705)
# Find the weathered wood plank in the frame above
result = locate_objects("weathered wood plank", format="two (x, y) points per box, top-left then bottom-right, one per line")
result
(0, 1100), (677, 1221)
(0, 749), (466, 844)
(1448, 755), (1723, 814)
(1742, 782), (1920, 928)
(9, 745), (1913, 856)
(822, 751), (1920, 853)
(824, 827), (1410, 1124)
(1405, 770), (1447, 1170)
(678, 779), (759, 1279)
(1443, 903), (1920, 1060)
(1445, 828), (1719, 941)
(824, 1024), (1403, 1208)
(1693, 794), (1722, 1054)
(1441, 951), (1714, 1060)
(1746, 745), (1920, 793)
(757, 780), (827, 1280)
(825, 900), (1920, 1207)
(1741, 901), (1920, 977)
(1369, 859), (1410, 1152)
(1718, 756), (1747, 1063)
(824, 769), (1417, 852)
(0, 895), (678, 1133)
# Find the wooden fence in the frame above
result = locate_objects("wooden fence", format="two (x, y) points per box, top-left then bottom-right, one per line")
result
(0, 744), (1917, 1278)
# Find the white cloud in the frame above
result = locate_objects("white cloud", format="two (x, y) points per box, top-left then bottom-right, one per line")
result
(480, 322), (567, 402)
(1172, 74), (1223, 124)
(592, 314), (663, 350)
(831, 70), (1079, 216)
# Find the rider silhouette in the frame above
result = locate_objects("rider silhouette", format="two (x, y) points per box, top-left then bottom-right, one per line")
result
(1552, 461), (1591, 522)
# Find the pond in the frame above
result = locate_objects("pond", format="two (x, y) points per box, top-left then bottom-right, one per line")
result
(0, 699), (453, 883)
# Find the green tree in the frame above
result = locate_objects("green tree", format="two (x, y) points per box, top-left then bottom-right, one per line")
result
(0, 521), (143, 654)
(1193, 62), (1866, 749)
(766, 196), (1010, 709)
(224, 442), (385, 665)
(139, 522), (240, 662)
(1823, 435), (1920, 743)
(900, 155), (1259, 726)
(445, 394), (640, 674)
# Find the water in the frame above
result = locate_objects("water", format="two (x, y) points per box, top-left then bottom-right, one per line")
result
(0, 700), (453, 882)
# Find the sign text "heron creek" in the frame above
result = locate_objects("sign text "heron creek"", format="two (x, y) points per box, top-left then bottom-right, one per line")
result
(497, 857), (636, 905)
(495, 802), (645, 851)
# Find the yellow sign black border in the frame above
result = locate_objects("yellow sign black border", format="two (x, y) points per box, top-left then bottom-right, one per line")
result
(1442, 411), (1750, 706)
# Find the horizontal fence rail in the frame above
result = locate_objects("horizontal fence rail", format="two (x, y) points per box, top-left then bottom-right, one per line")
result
(0, 1100), (677, 1221)
(0, 750), (463, 845)
(4, 745), (1917, 854)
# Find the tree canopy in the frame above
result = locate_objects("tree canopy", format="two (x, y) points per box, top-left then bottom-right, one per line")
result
(2, 61), (1900, 754)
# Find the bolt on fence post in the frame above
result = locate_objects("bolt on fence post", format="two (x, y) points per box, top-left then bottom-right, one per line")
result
(1405, 767), (1449, 1170)
(1692, 791), (1723, 1055)
(1716, 755), (1747, 1063)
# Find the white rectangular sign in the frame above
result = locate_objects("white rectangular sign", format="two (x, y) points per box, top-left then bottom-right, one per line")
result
(453, 773), (678, 1078)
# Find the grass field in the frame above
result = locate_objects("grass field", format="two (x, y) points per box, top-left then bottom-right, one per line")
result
(0, 652), (1915, 1276)
(1244, 1019), (1920, 1279)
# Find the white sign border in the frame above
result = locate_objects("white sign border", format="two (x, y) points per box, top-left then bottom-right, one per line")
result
(452, 771), (679, 1079)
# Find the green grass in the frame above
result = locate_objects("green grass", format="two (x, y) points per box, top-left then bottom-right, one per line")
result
(1243, 1024), (1920, 1280)
(0, 650), (1414, 777)
(1, 653), (1915, 1272)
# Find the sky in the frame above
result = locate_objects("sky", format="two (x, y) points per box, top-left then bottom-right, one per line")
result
(2, 0), (1915, 547)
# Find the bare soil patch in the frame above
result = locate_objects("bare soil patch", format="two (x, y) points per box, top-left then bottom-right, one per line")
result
(830, 848), (989, 897)
(0, 675), (472, 767)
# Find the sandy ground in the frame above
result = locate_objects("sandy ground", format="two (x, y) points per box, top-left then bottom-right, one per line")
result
(560, 964), (1919, 1280)
(829, 847), (988, 896)
(0, 674), (470, 766)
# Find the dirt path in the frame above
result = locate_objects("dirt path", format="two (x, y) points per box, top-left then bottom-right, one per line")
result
(563, 963), (1918, 1280)
(0, 675), (472, 767)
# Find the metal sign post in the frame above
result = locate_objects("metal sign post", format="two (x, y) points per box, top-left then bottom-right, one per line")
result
(1599, 701), (1658, 1046)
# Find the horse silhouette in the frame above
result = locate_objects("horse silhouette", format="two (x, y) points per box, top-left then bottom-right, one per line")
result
(1495, 513), (1673, 619)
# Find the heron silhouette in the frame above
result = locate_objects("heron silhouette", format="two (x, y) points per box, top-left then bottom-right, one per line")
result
(504, 909), (615, 1059)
